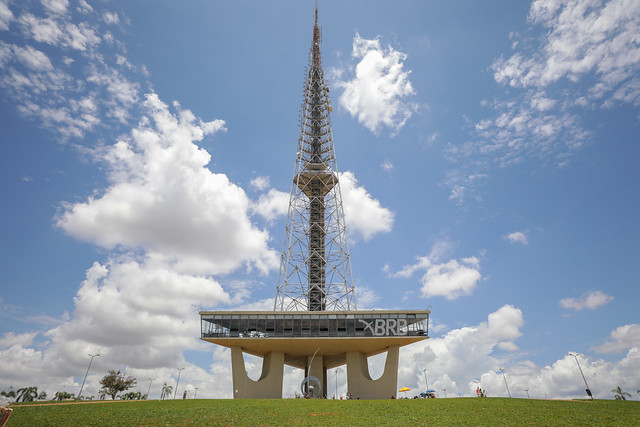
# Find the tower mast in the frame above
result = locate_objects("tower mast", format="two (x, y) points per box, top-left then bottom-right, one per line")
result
(274, 6), (356, 311)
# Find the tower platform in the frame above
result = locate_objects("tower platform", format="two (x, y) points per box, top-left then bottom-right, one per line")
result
(200, 310), (429, 399)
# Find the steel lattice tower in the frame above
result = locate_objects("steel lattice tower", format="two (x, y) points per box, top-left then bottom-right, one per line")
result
(274, 7), (356, 312)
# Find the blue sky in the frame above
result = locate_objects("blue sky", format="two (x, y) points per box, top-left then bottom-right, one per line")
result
(1, 0), (639, 400)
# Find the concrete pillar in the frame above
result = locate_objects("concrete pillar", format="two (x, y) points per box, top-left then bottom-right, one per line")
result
(346, 345), (399, 400)
(231, 346), (284, 398)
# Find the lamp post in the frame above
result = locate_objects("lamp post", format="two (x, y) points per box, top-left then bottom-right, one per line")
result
(423, 369), (429, 391)
(442, 388), (447, 398)
(569, 353), (593, 400)
(77, 353), (100, 401)
(174, 368), (185, 400)
(147, 378), (153, 399)
(194, 387), (198, 399)
(499, 368), (511, 398)
(335, 369), (338, 399)
(524, 389), (530, 399)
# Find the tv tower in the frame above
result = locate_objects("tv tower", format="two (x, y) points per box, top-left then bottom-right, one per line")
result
(200, 6), (429, 400)
(274, 7), (356, 312)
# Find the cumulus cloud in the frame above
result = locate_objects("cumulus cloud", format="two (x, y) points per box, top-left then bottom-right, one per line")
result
(339, 171), (394, 241)
(251, 188), (290, 223)
(335, 33), (416, 135)
(559, 290), (613, 311)
(392, 307), (640, 400)
(593, 324), (640, 354)
(56, 93), (278, 276)
(506, 231), (528, 245)
(394, 305), (523, 396)
(250, 176), (270, 191)
(394, 242), (482, 300)
(0, 331), (38, 349)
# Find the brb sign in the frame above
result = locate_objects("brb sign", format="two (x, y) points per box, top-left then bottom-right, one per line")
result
(358, 318), (408, 336)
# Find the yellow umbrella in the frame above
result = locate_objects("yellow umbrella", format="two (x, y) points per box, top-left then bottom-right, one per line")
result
(398, 386), (411, 398)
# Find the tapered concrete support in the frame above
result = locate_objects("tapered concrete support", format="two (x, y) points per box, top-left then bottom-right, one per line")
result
(231, 346), (284, 399)
(346, 345), (399, 400)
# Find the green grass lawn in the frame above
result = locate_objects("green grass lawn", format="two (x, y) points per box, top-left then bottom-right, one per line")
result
(7, 397), (640, 426)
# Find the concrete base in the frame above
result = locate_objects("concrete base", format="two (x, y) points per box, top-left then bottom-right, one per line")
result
(231, 345), (399, 399)
(346, 345), (399, 400)
(231, 346), (284, 399)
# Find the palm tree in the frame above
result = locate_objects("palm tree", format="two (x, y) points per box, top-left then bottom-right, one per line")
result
(612, 386), (631, 400)
(16, 387), (39, 402)
(54, 391), (75, 401)
(160, 383), (173, 400)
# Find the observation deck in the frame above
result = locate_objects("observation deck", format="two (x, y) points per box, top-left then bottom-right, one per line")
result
(200, 310), (429, 370)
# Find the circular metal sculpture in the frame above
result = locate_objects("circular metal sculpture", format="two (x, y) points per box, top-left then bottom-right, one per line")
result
(300, 375), (322, 398)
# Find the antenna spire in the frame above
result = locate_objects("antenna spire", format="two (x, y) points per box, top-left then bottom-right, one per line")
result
(274, 4), (356, 312)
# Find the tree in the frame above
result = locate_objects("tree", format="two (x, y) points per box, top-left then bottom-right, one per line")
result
(612, 386), (631, 400)
(99, 370), (137, 400)
(121, 391), (144, 400)
(16, 387), (39, 402)
(54, 391), (75, 401)
(160, 383), (173, 400)
(1, 387), (16, 400)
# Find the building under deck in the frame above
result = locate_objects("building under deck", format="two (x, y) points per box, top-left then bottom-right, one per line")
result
(200, 310), (430, 399)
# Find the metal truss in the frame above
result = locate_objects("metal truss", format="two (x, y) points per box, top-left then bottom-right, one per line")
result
(274, 8), (356, 312)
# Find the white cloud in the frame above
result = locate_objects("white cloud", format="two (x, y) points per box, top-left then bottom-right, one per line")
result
(392, 308), (640, 400)
(13, 45), (53, 70)
(494, 0), (640, 105)
(442, 0), (640, 205)
(506, 231), (528, 245)
(0, 331), (38, 349)
(103, 12), (119, 25)
(338, 171), (394, 241)
(335, 33), (416, 135)
(559, 290), (613, 311)
(593, 324), (640, 354)
(394, 242), (482, 300)
(0, 0), (14, 31)
(0, 256), (236, 397)
(250, 176), (270, 191)
(42, 0), (69, 16)
(381, 159), (393, 171)
(56, 93), (278, 276)
(419, 257), (482, 300)
(251, 188), (289, 223)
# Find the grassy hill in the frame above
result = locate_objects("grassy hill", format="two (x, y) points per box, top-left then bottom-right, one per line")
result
(7, 397), (640, 426)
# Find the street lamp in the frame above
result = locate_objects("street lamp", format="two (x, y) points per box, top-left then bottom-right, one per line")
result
(147, 378), (153, 399)
(174, 368), (185, 400)
(499, 368), (511, 398)
(569, 353), (593, 400)
(194, 387), (198, 399)
(442, 388), (447, 398)
(77, 353), (100, 401)
(335, 369), (338, 399)
(423, 369), (429, 391)
(524, 389), (530, 399)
